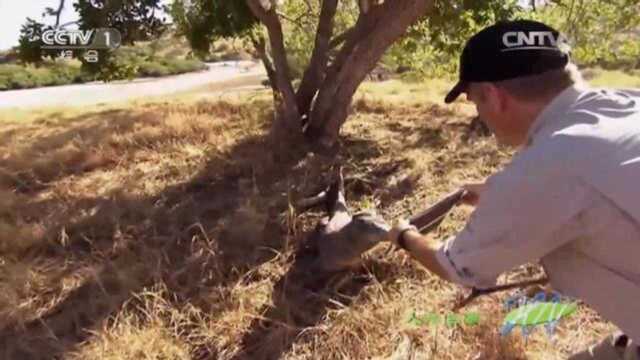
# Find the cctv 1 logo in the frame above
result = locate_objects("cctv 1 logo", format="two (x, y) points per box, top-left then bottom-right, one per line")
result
(39, 28), (122, 50)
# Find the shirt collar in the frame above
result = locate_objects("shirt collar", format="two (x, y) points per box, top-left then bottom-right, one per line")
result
(525, 83), (589, 145)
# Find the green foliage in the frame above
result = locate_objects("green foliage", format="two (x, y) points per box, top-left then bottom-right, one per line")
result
(385, 0), (640, 78)
(79, 45), (206, 82)
(279, 0), (316, 80)
(18, 0), (170, 80)
(138, 61), (171, 77)
(72, 34), (205, 82)
(201, 38), (255, 61)
(2, 42), (206, 89)
(169, 0), (258, 57)
(17, 18), (45, 64)
(279, 0), (360, 80)
(90, 52), (140, 82)
(384, 0), (521, 79)
(165, 58), (206, 73)
(429, 1), (521, 59)
(0, 62), (84, 90)
(170, 0), (355, 76)
(137, 58), (206, 77)
(16, 18), (59, 65)
(74, 0), (167, 44)
(524, 0), (640, 69)
(253, 0), (523, 80)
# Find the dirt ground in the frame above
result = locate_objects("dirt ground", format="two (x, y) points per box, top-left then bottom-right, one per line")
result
(0, 81), (618, 359)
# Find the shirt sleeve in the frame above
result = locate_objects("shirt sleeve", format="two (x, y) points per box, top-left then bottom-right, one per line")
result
(435, 151), (592, 288)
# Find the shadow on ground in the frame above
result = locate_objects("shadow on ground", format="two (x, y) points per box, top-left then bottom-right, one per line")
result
(0, 132), (295, 359)
(0, 99), (469, 359)
(220, 245), (397, 360)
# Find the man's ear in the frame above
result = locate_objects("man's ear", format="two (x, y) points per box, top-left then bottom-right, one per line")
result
(484, 83), (507, 112)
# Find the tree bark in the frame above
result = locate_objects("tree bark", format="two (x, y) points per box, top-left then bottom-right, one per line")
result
(246, 0), (436, 157)
(305, 0), (435, 149)
(302, 10), (378, 142)
(246, 0), (301, 149)
(53, 0), (66, 28)
(295, 0), (338, 121)
(251, 36), (278, 103)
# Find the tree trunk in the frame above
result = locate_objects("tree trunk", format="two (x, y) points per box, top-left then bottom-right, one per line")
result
(252, 37), (278, 100)
(296, 0), (339, 122)
(246, 0), (302, 154)
(247, 0), (436, 156)
(305, 0), (435, 149)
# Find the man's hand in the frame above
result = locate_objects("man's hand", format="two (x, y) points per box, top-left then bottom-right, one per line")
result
(386, 218), (418, 248)
(461, 182), (486, 206)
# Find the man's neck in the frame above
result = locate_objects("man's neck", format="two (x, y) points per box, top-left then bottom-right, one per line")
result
(514, 88), (571, 146)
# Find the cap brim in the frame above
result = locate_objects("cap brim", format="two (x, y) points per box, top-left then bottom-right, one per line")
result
(444, 81), (467, 104)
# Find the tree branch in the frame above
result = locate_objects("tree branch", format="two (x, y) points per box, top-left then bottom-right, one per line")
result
(295, 0), (339, 117)
(306, 0), (436, 144)
(246, 0), (297, 96)
(325, 2), (389, 78)
(46, 0), (66, 28)
(251, 37), (277, 92)
(246, 0), (301, 138)
(276, 10), (315, 31)
(329, 28), (354, 49)
(304, 10), (378, 137)
(453, 277), (550, 311)
(58, 20), (78, 29)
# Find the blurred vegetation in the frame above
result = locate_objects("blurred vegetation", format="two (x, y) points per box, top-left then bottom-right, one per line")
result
(9, 0), (202, 86)
(524, 0), (640, 70)
(1, 35), (207, 90)
(384, 1), (522, 79)
(73, 0), (167, 45)
(169, 0), (257, 57)
(0, 62), (83, 91)
(79, 37), (207, 82)
(6, 0), (640, 90)
(278, 0), (360, 80)
(383, 0), (640, 80)
(275, 0), (640, 81)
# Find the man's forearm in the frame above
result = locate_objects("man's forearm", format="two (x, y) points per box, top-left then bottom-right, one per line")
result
(401, 230), (453, 283)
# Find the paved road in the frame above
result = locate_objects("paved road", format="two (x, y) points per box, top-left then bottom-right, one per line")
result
(0, 61), (266, 109)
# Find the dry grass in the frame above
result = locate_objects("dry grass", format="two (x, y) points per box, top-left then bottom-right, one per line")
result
(0, 81), (617, 360)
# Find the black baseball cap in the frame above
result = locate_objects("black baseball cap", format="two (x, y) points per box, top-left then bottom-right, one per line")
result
(444, 20), (571, 103)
